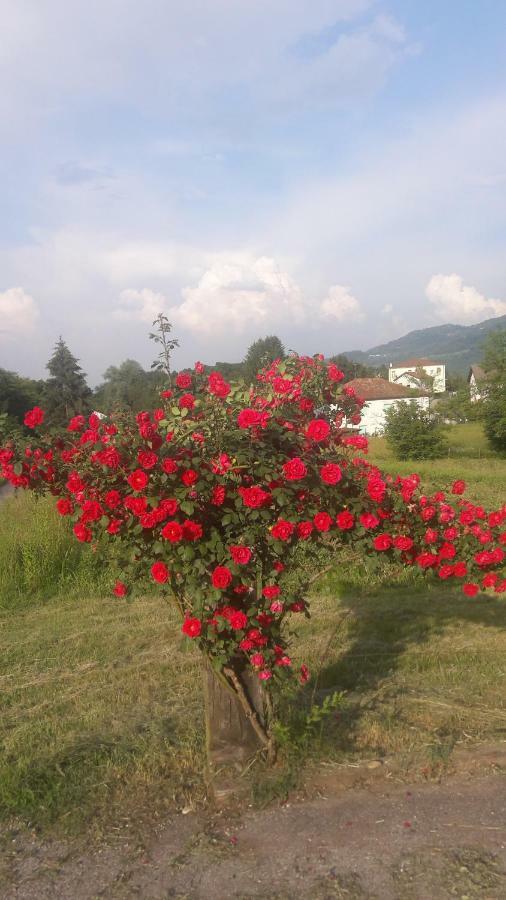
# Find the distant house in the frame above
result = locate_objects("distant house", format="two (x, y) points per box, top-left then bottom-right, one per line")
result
(388, 358), (446, 393)
(467, 365), (488, 402)
(343, 377), (429, 436)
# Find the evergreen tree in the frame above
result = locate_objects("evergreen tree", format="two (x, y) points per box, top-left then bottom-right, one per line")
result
(43, 338), (92, 426)
(243, 335), (285, 383)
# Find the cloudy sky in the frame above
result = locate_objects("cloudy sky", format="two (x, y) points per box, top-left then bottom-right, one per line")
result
(1, 1), (505, 384)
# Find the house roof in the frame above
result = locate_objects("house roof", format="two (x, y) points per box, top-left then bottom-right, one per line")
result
(390, 357), (443, 368)
(467, 364), (487, 383)
(345, 377), (426, 401)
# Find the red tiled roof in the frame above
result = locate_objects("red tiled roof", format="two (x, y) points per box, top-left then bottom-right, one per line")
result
(344, 377), (425, 401)
(390, 357), (442, 368)
(468, 364), (487, 382)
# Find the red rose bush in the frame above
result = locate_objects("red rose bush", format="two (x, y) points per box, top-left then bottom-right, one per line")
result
(1, 354), (505, 749)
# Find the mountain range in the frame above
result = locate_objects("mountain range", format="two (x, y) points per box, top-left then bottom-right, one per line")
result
(344, 315), (506, 374)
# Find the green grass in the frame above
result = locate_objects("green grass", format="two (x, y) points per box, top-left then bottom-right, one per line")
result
(0, 492), (109, 610)
(368, 423), (505, 508)
(0, 423), (505, 833)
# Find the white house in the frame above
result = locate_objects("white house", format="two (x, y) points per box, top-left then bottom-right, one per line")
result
(388, 358), (446, 393)
(344, 377), (430, 436)
(467, 364), (487, 402)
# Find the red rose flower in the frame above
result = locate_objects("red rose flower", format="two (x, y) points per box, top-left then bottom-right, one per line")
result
(452, 480), (466, 495)
(73, 522), (92, 542)
(182, 519), (203, 541)
(283, 457), (307, 481)
(138, 450), (158, 469)
(176, 372), (192, 389)
(239, 486), (271, 508)
(194, 361), (205, 374)
(262, 584), (280, 599)
(127, 469), (149, 491)
(463, 582), (479, 596)
(271, 519), (295, 541)
(211, 485), (226, 506)
(237, 408), (261, 429)
(336, 510), (355, 530)
(228, 610), (248, 630)
(360, 513), (379, 529)
(56, 498), (74, 516)
(229, 546), (252, 565)
(161, 521), (183, 542)
(24, 406), (45, 428)
(212, 566), (233, 589)
(151, 561), (170, 583)
(181, 469), (198, 486)
(394, 535), (414, 551)
(162, 458), (178, 474)
(327, 364), (344, 382)
(67, 415), (85, 432)
(182, 617), (202, 638)
(113, 581), (128, 597)
(300, 664), (310, 684)
(297, 521), (313, 540)
(306, 419), (330, 442)
(373, 533), (392, 551)
(320, 463), (342, 485)
(104, 490), (122, 509)
(179, 393), (195, 409)
(313, 511), (333, 532)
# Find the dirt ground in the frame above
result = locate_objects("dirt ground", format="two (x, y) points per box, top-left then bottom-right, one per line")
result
(1, 766), (505, 900)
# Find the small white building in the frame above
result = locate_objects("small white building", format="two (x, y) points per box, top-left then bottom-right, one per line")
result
(388, 358), (446, 393)
(467, 365), (487, 402)
(344, 377), (430, 436)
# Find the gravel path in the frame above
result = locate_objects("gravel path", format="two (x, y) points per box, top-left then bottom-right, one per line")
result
(2, 771), (505, 899)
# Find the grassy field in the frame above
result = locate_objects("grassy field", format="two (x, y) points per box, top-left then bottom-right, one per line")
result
(1, 423), (505, 833)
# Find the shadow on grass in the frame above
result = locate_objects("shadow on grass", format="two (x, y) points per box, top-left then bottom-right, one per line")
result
(274, 572), (506, 779)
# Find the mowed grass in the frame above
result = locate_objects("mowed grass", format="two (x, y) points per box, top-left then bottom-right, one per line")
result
(368, 422), (504, 509)
(1, 422), (505, 832)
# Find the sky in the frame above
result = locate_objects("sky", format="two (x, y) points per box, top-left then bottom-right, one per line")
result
(1, 0), (505, 385)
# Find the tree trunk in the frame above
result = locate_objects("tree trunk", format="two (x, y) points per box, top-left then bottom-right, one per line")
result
(203, 659), (265, 802)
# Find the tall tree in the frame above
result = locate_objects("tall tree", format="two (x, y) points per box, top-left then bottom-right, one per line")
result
(482, 329), (506, 455)
(0, 369), (44, 424)
(243, 335), (285, 383)
(327, 354), (375, 381)
(43, 338), (92, 426)
(94, 360), (159, 413)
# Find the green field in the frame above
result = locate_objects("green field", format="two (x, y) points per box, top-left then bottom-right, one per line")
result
(1, 423), (505, 833)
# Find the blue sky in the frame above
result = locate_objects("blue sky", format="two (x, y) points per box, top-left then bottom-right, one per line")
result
(1, 0), (505, 383)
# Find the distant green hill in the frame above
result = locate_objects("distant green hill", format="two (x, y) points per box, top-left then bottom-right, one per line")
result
(344, 315), (506, 374)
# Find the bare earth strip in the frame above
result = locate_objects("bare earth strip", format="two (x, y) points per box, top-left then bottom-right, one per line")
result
(2, 771), (505, 900)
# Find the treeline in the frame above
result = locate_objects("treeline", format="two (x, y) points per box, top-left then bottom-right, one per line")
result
(1, 333), (375, 431)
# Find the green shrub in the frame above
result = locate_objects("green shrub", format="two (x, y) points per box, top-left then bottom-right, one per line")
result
(384, 401), (447, 460)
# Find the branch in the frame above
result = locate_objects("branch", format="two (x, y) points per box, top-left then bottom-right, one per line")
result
(223, 665), (272, 750)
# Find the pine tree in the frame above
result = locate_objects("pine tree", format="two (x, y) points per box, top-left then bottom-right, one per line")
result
(43, 338), (92, 426)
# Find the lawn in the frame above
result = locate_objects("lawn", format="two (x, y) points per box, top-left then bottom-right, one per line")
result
(0, 422), (505, 833)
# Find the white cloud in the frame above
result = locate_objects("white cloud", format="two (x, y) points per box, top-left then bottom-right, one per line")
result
(175, 255), (306, 334)
(114, 288), (169, 324)
(0, 287), (39, 338)
(425, 274), (506, 324)
(319, 284), (364, 321)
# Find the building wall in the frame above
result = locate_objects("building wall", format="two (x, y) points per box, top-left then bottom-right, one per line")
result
(388, 364), (446, 393)
(350, 396), (430, 436)
(469, 373), (482, 402)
